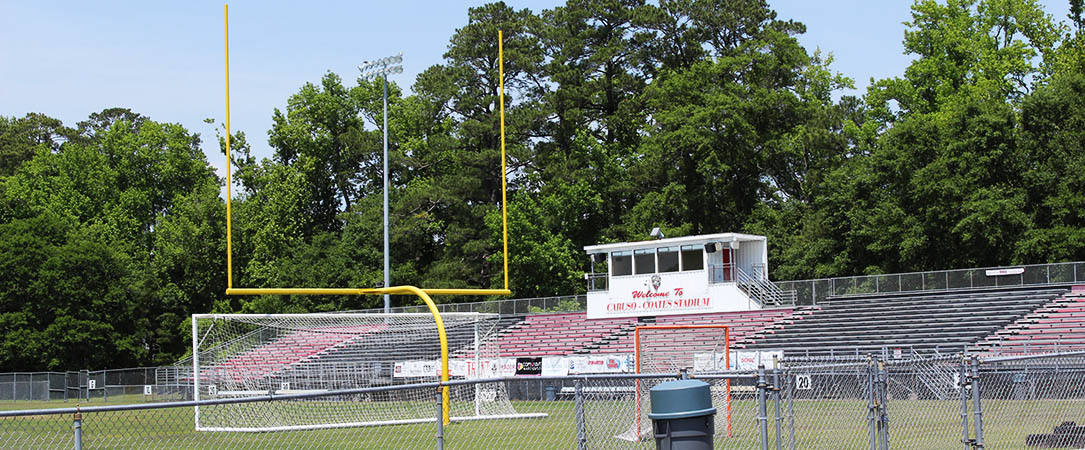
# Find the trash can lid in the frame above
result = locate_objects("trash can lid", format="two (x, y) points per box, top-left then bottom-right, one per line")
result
(647, 379), (717, 420)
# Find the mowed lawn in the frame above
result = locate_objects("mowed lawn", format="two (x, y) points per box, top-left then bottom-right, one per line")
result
(0, 398), (1083, 449)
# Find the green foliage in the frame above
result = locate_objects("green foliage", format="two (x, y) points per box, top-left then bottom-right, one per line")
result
(527, 298), (584, 314)
(0, 110), (224, 370)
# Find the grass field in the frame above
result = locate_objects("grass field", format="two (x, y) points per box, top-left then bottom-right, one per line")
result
(0, 398), (1083, 449)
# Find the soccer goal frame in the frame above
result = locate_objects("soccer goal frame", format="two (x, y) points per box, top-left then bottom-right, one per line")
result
(191, 312), (546, 432)
(629, 324), (731, 442)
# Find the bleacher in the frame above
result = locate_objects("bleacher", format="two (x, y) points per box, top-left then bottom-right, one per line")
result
(207, 326), (373, 380)
(743, 288), (1068, 357)
(203, 285), (1083, 380)
(579, 308), (811, 355)
(207, 316), (528, 382)
(297, 316), (524, 366)
(974, 289), (1085, 354)
(496, 313), (638, 356)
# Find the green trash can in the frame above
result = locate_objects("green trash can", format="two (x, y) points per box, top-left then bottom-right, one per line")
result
(648, 379), (716, 450)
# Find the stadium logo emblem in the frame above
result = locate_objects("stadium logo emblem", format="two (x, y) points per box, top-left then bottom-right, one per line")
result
(651, 275), (662, 291)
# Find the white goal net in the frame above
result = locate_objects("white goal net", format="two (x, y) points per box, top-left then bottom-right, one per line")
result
(191, 312), (532, 432)
(617, 325), (732, 442)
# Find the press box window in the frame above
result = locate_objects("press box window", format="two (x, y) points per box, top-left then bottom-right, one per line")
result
(611, 251), (632, 276)
(658, 247), (679, 273)
(681, 245), (703, 271)
(634, 249), (655, 275)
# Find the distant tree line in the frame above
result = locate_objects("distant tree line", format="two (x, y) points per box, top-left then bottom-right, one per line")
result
(1, 0), (1083, 371)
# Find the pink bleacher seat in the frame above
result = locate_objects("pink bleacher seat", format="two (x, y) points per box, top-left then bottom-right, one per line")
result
(497, 313), (637, 357)
(975, 292), (1085, 355)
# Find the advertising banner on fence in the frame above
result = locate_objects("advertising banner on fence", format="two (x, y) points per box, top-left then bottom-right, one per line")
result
(515, 357), (543, 376)
(396, 358), (520, 378)
(396, 355), (637, 377)
(542, 357), (569, 376)
(692, 352), (730, 372)
(566, 355), (633, 374)
(394, 360), (439, 378)
(731, 351), (784, 370)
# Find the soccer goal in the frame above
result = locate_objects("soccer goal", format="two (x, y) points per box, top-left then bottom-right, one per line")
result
(617, 324), (731, 442)
(191, 312), (541, 432)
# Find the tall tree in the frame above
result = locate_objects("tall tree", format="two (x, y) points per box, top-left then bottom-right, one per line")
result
(0, 113), (69, 178)
(0, 111), (225, 369)
(628, 0), (834, 238)
(412, 2), (546, 291)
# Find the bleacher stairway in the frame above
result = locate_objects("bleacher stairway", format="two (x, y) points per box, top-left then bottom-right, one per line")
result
(743, 289), (1067, 357)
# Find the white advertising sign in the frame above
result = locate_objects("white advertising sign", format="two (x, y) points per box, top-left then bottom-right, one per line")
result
(732, 351), (783, 370)
(567, 357), (589, 374)
(566, 355), (632, 374)
(542, 357), (569, 377)
(496, 358), (517, 377)
(588, 355), (631, 373)
(143, 385), (153, 396)
(985, 267), (1024, 276)
(692, 353), (729, 372)
(394, 360), (439, 378)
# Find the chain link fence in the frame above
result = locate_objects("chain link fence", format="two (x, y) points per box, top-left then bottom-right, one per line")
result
(0, 368), (191, 405)
(2, 352), (1085, 448)
(777, 261), (1085, 305)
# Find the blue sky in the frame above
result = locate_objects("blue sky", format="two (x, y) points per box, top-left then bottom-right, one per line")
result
(0, 1), (1072, 179)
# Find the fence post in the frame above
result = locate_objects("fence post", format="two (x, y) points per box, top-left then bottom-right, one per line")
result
(72, 409), (82, 450)
(757, 365), (769, 450)
(773, 364), (783, 450)
(866, 356), (877, 450)
(877, 360), (889, 450)
(787, 368), (796, 450)
(959, 356), (971, 449)
(575, 379), (587, 450)
(772, 360), (781, 450)
(970, 356), (984, 449)
(435, 386), (445, 450)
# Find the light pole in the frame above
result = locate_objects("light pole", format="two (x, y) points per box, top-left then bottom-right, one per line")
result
(359, 53), (403, 314)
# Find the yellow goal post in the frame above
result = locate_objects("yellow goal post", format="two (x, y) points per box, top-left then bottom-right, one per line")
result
(219, 5), (514, 424)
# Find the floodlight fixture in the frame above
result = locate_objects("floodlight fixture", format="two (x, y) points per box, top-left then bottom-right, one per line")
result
(358, 52), (404, 81)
